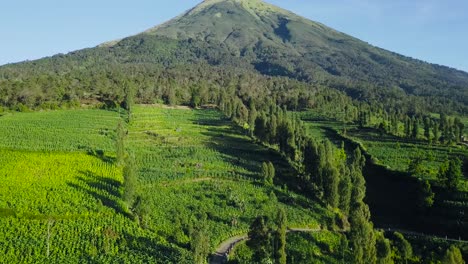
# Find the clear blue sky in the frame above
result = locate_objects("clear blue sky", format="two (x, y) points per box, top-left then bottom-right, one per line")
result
(1, 0), (467, 72)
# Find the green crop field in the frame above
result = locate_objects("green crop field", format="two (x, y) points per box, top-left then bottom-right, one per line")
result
(0, 105), (335, 263)
(127, 105), (334, 248)
(0, 109), (120, 152)
(346, 129), (468, 181)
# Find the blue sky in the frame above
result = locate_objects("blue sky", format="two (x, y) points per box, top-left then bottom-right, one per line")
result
(1, 0), (467, 72)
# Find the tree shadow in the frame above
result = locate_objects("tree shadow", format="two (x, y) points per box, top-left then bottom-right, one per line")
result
(123, 233), (190, 262)
(87, 149), (116, 164)
(193, 111), (324, 204)
(67, 170), (130, 218)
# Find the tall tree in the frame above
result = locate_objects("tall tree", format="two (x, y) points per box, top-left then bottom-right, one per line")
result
(191, 227), (210, 264)
(438, 158), (462, 190)
(261, 162), (270, 184)
(411, 117), (419, 139)
(247, 216), (272, 263)
(423, 117), (431, 141)
(248, 100), (257, 137)
(349, 148), (376, 264)
(393, 232), (413, 264)
(115, 121), (126, 166)
(123, 81), (135, 113)
(442, 245), (465, 264)
(416, 180), (434, 209)
(274, 209), (287, 264)
(123, 153), (137, 206)
(268, 162), (275, 185)
(375, 232), (393, 264)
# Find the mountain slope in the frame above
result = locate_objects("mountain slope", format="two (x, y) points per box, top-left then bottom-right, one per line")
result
(0, 0), (467, 113)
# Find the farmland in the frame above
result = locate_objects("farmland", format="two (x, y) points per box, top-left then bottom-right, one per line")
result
(127, 105), (334, 249)
(0, 106), (335, 263)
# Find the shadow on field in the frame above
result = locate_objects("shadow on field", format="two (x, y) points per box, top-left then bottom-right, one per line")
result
(123, 233), (189, 262)
(67, 171), (130, 217)
(193, 112), (325, 206)
(86, 149), (116, 165)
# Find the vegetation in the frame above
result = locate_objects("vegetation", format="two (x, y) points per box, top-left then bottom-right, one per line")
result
(0, 0), (466, 262)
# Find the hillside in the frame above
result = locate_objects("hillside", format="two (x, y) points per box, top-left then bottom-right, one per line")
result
(0, 0), (467, 114)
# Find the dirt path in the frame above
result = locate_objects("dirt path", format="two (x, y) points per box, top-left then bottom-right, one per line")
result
(210, 235), (248, 264)
(209, 227), (321, 264)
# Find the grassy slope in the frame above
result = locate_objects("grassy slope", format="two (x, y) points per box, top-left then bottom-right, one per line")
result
(128, 105), (333, 248)
(0, 106), (335, 263)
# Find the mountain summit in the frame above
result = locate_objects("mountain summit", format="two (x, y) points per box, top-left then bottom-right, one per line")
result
(0, 0), (467, 112)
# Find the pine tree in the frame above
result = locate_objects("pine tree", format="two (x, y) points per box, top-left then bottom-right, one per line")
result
(349, 148), (376, 264)
(254, 114), (267, 142)
(274, 209), (287, 264)
(191, 219), (210, 264)
(417, 180), (434, 209)
(411, 117), (419, 139)
(423, 117), (431, 141)
(248, 100), (257, 137)
(442, 245), (465, 264)
(339, 167), (352, 215)
(393, 232), (412, 264)
(123, 153), (137, 206)
(375, 232), (392, 264)
(115, 121), (126, 166)
(247, 216), (272, 263)
(268, 162), (275, 185)
(261, 162), (270, 183)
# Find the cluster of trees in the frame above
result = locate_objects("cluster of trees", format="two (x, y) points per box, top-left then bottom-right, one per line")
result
(438, 158), (464, 190)
(246, 209), (287, 264)
(359, 106), (466, 145)
(220, 96), (382, 263)
(261, 162), (275, 185)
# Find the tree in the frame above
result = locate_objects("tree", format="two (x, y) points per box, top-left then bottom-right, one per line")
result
(433, 120), (440, 143)
(407, 157), (424, 177)
(267, 162), (275, 185)
(248, 100), (257, 137)
(190, 89), (201, 108)
(261, 162), (270, 183)
(247, 216), (272, 263)
(411, 117), (419, 139)
(438, 158), (462, 190)
(442, 245), (465, 264)
(115, 121), (126, 166)
(349, 202), (376, 264)
(133, 195), (152, 228)
(339, 168), (352, 215)
(393, 232), (412, 264)
(404, 116), (411, 138)
(274, 209), (287, 264)
(348, 148), (376, 264)
(376, 232), (393, 264)
(416, 180), (434, 209)
(423, 117), (431, 141)
(123, 153), (137, 206)
(323, 164), (340, 208)
(191, 227), (210, 264)
(123, 81), (135, 113)
(254, 114), (267, 142)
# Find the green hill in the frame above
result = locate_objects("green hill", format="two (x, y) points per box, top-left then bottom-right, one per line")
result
(0, 0), (467, 114)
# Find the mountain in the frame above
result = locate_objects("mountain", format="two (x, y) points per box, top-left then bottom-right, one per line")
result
(0, 0), (467, 113)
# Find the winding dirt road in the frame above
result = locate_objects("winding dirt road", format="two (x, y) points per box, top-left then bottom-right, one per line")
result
(209, 227), (321, 264)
